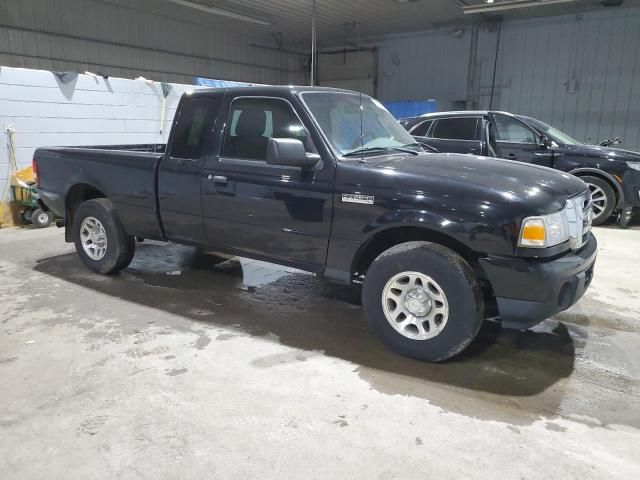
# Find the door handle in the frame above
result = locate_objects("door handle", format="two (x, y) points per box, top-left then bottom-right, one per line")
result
(207, 175), (228, 185)
(506, 153), (517, 159)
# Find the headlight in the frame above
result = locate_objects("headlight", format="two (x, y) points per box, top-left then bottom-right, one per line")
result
(626, 161), (640, 171)
(519, 210), (569, 248)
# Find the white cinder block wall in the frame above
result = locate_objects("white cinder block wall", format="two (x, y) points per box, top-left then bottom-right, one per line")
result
(0, 66), (200, 196)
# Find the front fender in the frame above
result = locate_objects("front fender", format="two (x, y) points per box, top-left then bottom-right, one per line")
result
(361, 209), (474, 249)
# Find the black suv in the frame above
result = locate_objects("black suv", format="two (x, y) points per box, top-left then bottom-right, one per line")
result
(401, 111), (640, 226)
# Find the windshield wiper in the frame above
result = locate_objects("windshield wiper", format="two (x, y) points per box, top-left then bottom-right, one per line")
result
(343, 146), (419, 157)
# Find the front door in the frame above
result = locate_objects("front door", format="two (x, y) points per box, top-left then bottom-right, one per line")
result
(488, 113), (553, 167)
(201, 96), (334, 271)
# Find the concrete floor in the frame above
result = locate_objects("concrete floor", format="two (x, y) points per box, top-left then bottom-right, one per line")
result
(1, 221), (639, 479)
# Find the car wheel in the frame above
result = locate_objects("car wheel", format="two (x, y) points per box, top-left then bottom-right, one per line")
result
(582, 176), (615, 225)
(31, 208), (53, 228)
(73, 198), (135, 274)
(362, 241), (484, 362)
(22, 209), (33, 224)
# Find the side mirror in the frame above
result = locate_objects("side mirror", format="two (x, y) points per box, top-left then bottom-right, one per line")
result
(266, 138), (321, 170)
(539, 135), (551, 149)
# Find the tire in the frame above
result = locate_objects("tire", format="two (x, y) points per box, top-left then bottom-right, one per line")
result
(617, 207), (634, 229)
(31, 208), (53, 228)
(582, 176), (615, 226)
(72, 198), (135, 274)
(22, 209), (33, 224)
(362, 241), (484, 362)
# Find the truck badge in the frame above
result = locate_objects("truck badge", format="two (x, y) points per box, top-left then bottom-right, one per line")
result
(342, 194), (374, 205)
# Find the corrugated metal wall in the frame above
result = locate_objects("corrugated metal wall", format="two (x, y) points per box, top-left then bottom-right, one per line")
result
(374, 7), (640, 150)
(317, 50), (377, 96)
(0, 0), (305, 85)
(376, 29), (470, 111)
(477, 8), (640, 150)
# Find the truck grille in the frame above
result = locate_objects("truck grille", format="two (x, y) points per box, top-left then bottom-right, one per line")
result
(567, 191), (592, 250)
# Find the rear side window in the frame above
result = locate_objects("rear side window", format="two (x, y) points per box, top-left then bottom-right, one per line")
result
(170, 98), (220, 159)
(432, 117), (479, 140)
(410, 120), (433, 137)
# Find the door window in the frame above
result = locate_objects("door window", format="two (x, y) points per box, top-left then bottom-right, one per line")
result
(170, 99), (219, 159)
(432, 117), (479, 140)
(222, 98), (309, 161)
(410, 120), (433, 137)
(493, 115), (537, 144)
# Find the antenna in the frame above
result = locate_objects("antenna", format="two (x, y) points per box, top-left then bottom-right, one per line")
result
(310, 0), (317, 86)
(357, 21), (364, 162)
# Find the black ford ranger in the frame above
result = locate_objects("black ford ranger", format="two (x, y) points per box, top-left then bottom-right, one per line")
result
(401, 111), (640, 227)
(34, 87), (597, 362)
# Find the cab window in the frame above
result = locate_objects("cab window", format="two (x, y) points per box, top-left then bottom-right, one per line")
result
(170, 98), (220, 159)
(222, 97), (310, 161)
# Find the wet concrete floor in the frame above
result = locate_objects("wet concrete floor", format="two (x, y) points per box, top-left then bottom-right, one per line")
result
(1, 223), (639, 479)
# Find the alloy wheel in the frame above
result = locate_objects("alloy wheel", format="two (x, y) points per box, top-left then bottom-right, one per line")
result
(381, 271), (449, 340)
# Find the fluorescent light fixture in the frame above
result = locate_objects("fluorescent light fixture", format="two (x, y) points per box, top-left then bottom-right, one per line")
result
(463, 0), (577, 14)
(166, 0), (270, 25)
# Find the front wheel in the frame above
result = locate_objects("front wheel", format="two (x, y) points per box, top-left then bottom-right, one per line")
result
(73, 198), (135, 274)
(362, 241), (484, 362)
(582, 176), (615, 225)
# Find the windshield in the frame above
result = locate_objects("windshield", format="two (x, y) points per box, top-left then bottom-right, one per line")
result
(300, 91), (418, 157)
(519, 116), (581, 146)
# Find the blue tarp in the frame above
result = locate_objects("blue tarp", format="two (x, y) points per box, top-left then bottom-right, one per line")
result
(193, 77), (256, 88)
(384, 100), (438, 119)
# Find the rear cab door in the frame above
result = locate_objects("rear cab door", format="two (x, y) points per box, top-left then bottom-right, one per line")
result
(158, 93), (223, 244)
(200, 90), (335, 271)
(420, 116), (483, 154)
(487, 112), (553, 167)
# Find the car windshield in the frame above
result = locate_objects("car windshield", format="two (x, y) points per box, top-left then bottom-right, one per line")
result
(519, 116), (581, 146)
(300, 91), (418, 157)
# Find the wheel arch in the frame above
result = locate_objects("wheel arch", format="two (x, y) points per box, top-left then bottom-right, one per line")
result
(64, 183), (107, 241)
(570, 168), (624, 209)
(352, 225), (478, 279)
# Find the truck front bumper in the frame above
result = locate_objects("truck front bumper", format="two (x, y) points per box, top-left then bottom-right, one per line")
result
(479, 234), (597, 330)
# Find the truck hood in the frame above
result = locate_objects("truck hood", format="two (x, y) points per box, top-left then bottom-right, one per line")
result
(359, 152), (587, 214)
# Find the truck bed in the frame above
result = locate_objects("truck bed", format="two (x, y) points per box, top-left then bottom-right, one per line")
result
(35, 145), (166, 240)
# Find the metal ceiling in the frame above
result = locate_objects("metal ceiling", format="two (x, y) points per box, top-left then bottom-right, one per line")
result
(101, 0), (640, 46)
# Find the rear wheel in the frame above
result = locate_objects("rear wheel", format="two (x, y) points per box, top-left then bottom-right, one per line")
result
(582, 176), (615, 225)
(362, 241), (484, 362)
(31, 208), (53, 228)
(73, 198), (135, 274)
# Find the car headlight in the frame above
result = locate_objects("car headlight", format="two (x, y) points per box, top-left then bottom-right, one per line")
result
(626, 161), (640, 171)
(519, 210), (569, 248)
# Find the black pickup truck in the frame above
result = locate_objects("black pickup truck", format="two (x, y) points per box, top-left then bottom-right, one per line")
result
(34, 86), (597, 362)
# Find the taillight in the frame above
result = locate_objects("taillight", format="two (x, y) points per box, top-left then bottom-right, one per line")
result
(33, 158), (39, 186)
